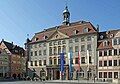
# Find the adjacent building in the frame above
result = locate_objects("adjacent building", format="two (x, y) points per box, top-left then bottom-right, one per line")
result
(0, 48), (10, 78)
(26, 6), (98, 80)
(0, 40), (26, 78)
(98, 30), (120, 81)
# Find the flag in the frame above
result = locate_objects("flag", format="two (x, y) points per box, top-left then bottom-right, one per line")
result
(87, 50), (89, 71)
(60, 53), (65, 76)
(68, 51), (73, 80)
(78, 51), (81, 71)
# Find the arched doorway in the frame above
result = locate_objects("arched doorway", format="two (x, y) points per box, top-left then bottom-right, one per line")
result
(56, 70), (60, 80)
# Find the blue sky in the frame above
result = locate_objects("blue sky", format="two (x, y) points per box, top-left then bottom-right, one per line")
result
(0, 0), (120, 47)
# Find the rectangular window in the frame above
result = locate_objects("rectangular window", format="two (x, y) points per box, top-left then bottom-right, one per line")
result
(69, 39), (73, 43)
(99, 72), (102, 78)
(89, 56), (91, 63)
(104, 72), (107, 78)
(31, 61), (33, 66)
(104, 50), (107, 56)
(62, 40), (66, 44)
(58, 58), (60, 64)
(49, 42), (52, 46)
(114, 49), (117, 55)
(54, 58), (57, 65)
(54, 47), (57, 55)
(114, 39), (117, 45)
(109, 50), (112, 56)
(35, 60), (37, 66)
(39, 60), (42, 66)
(87, 44), (91, 51)
(81, 37), (85, 42)
(69, 47), (73, 52)
(75, 58), (78, 64)
(75, 46), (79, 52)
(118, 38), (120, 44)
(49, 47), (52, 56)
(43, 50), (46, 55)
(108, 72), (112, 78)
(99, 61), (102, 67)
(81, 45), (85, 52)
(119, 60), (120, 66)
(109, 60), (112, 66)
(49, 58), (52, 65)
(58, 41), (61, 45)
(104, 61), (107, 66)
(87, 36), (91, 41)
(119, 49), (120, 55)
(75, 38), (79, 42)
(43, 60), (46, 65)
(58, 46), (61, 55)
(99, 51), (102, 56)
(114, 60), (117, 66)
(81, 57), (85, 64)
(62, 46), (66, 53)
(114, 72), (118, 78)
(39, 50), (42, 55)
(30, 52), (33, 56)
(35, 51), (37, 56)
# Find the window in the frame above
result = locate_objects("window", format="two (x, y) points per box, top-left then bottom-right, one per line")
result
(75, 46), (79, 52)
(89, 57), (91, 63)
(114, 60), (117, 66)
(69, 39), (73, 43)
(30, 52), (33, 56)
(87, 44), (91, 51)
(58, 58), (60, 64)
(99, 72), (102, 78)
(119, 49), (120, 55)
(114, 39), (117, 45)
(81, 45), (85, 52)
(35, 51), (37, 56)
(83, 28), (88, 33)
(58, 46), (61, 55)
(35, 60), (37, 66)
(39, 60), (42, 66)
(109, 50), (112, 56)
(118, 38), (120, 44)
(43, 50), (46, 55)
(69, 47), (73, 52)
(81, 57), (85, 64)
(104, 41), (108, 46)
(49, 42), (52, 46)
(31, 61), (33, 66)
(75, 58), (78, 64)
(119, 60), (120, 66)
(75, 38), (79, 42)
(34, 44), (37, 48)
(87, 36), (91, 41)
(104, 72), (107, 78)
(81, 37), (85, 42)
(114, 49), (117, 55)
(108, 72), (112, 78)
(43, 60), (46, 65)
(62, 40), (66, 44)
(62, 46), (66, 53)
(104, 50), (107, 56)
(54, 47), (57, 55)
(74, 30), (79, 34)
(99, 51), (102, 56)
(39, 43), (41, 47)
(114, 72), (118, 78)
(58, 41), (61, 45)
(39, 50), (42, 55)
(104, 61), (107, 66)
(99, 61), (102, 67)
(49, 58), (52, 65)
(54, 58), (57, 65)
(43, 43), (46, 47)
(49, 47), (52, 56)
(109, 60), (112, 66)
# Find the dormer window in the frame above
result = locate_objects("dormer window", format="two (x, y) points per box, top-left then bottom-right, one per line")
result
(103, 41), (108, 46)
(44, 36), (48, 39)
(56, 35), (58, 38)
(100, 35), (104, 39)
(74, 30), (79, 34)
(83, 27), (88, 33)
(35, 37), (39, 41)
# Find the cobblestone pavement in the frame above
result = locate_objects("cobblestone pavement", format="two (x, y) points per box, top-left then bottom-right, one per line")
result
(0, 80), (112, 84)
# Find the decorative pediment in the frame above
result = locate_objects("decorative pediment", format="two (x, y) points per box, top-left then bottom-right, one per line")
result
(47, 30), (69, 41)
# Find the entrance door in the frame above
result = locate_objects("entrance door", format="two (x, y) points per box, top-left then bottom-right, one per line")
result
(56, 70), (60, 79)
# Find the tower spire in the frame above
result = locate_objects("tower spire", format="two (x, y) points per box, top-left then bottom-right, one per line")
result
(62, 0), (70, 25)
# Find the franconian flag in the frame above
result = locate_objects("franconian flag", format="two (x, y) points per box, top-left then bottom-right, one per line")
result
(60, 52), (65, 76)
(68, 51), (73, 80)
